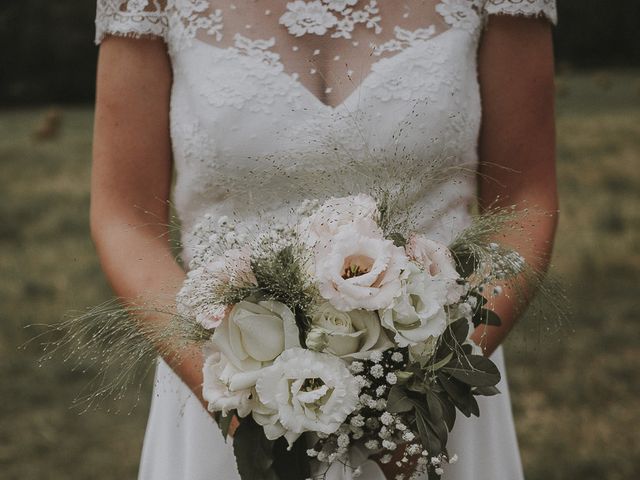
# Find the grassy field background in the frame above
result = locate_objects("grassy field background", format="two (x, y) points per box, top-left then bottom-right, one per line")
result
(1, 70), (639, 479)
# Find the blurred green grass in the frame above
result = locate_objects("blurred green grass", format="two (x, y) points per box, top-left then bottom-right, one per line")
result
(1, 70), (639, 479)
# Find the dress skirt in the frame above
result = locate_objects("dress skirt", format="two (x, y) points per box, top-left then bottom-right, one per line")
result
(138, 346), (524, 480)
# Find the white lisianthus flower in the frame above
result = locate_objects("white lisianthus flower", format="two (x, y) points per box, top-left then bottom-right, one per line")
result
(210, 300), (301, 378)
(253, 348), (360, 446)
(315, 224), (409, 311)
(379, 263), (450, 347)
(202, 350), (253, 418)
(306, 302), (393, 358)
(405, 235), (464, 304)
(298, 193), (381, 248)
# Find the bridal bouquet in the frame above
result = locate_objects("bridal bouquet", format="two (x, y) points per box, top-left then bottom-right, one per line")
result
(174, 193), (526, 480)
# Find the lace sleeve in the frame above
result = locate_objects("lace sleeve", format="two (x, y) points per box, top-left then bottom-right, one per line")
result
(482, 0), (557, 25)
(95, 0), (168, 45)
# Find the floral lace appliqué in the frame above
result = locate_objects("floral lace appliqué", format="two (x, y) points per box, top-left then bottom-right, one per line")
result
(200, 34), (305, 113)
(483, 0), (557, 25)
(436, 0), (481, 32)
(168, 1), (223, 51)
(371, 26), (437, 56)
(95, 0), (168, 43)
(279, 0), (382, 39)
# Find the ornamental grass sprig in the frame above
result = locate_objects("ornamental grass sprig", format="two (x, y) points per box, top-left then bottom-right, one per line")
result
(33, 298), (209, 411)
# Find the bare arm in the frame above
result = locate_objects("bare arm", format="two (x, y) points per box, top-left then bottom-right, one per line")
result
(91, 36), (206, 407)
(471, 15), (558, 355)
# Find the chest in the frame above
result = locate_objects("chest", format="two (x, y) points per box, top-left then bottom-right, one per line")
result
(166, 0), (485, 184)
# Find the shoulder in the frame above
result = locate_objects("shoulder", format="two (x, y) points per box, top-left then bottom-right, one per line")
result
(480, 0), (557, 25)
(95, 0), (169, 45)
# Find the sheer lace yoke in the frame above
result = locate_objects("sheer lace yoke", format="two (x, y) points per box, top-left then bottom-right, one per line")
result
(195, 0), (463, 108)
(97, 0), (554, 109)
(97, 1), (558, 108)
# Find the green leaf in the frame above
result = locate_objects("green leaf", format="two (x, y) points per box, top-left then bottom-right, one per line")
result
(469, 292), (488, 307)
(435, 390), (457, 430)
(472, 308), (502, 328)
(273, 437), (311, 480)
(415, 408), (442, 455)
(473, 385), (501, 396)
(389, 232), (407, 247)
(437, 372), (474, 417)
(470, 396), (480, 417)
(450, 318), (470, 346)
(425, 391), (449, 445)
(428, 352), (453, 372)
(387, 385), (415, 413)
(218, 411), (236, 441)
(452, 249), (477, 278)
(412, 400), (444, 454)
(233, 417), (278, 480)
(434, 320), (467, 363)
(442, 355), (501, 387)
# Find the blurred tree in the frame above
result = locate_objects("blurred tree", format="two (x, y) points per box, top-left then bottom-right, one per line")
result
(0, 0), (638, 105)
(555, 0), (640, 68)
(0, 1), (97, 105)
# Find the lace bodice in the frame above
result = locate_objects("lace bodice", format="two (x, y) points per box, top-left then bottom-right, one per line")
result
(96, 0), (556, 255)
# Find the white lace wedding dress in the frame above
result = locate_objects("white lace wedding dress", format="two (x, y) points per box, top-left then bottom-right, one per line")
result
(95, 1), (556, 478)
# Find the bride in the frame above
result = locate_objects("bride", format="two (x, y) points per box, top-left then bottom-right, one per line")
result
(90, 1), (558, 478)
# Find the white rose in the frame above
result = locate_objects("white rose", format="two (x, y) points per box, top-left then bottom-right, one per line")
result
(306, 302), (393, 358)
(298, 194), (381, 248)
(210, 300), (301, 378)
(253, 348), (360, 446)
(379, 263), (449, 347)
(405, 235), (464, 304)
(202, 350), (253, 418)
(315, 224), (409, 311)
